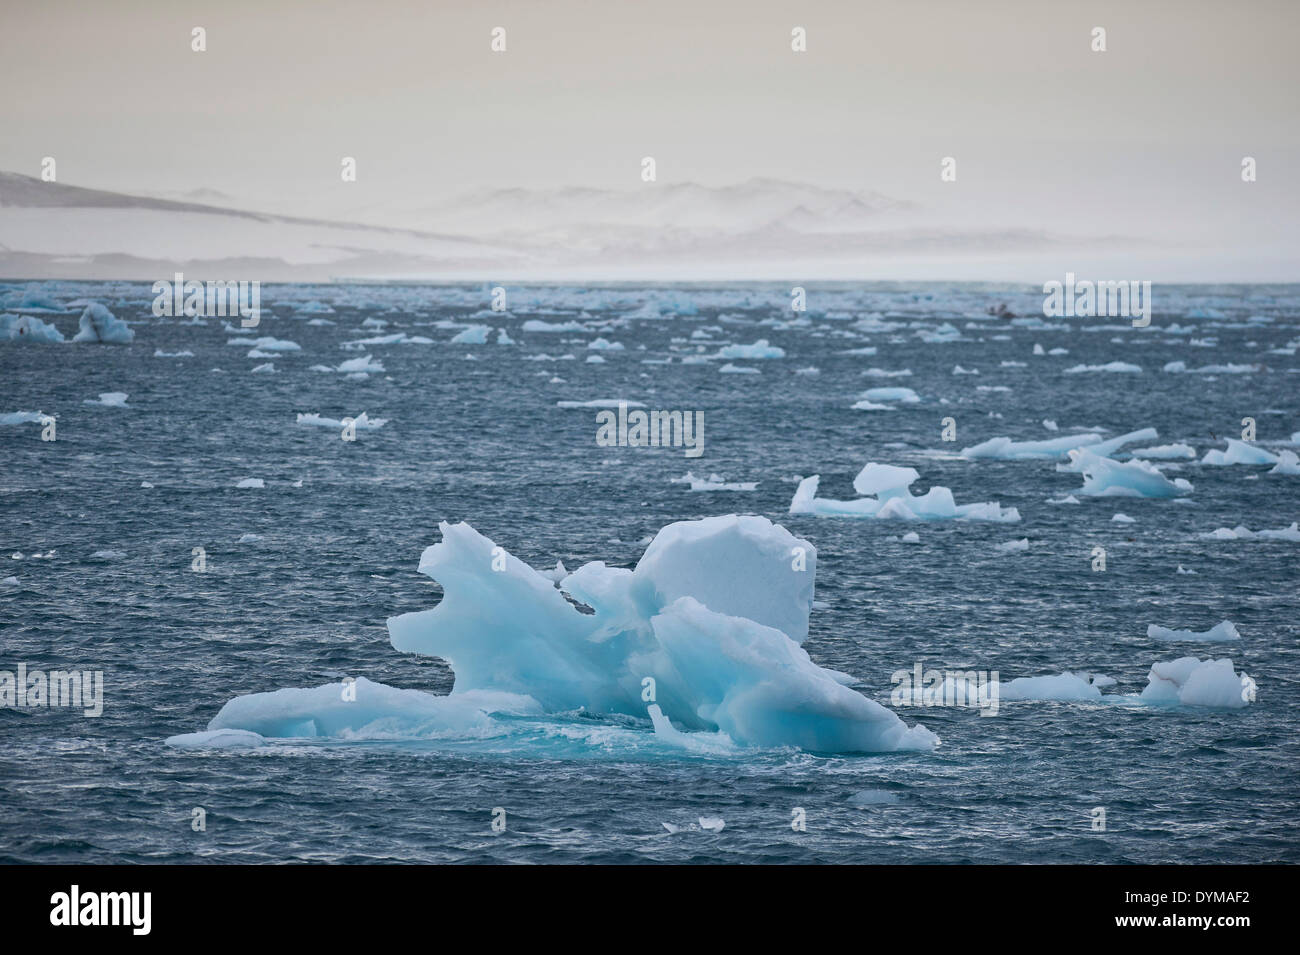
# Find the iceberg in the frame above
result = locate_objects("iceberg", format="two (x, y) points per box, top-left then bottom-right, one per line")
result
(384, 516), (936, 753)
(84, 392), (128, 408)
(789, 463), (1019, 522)
(71, 304), (133, 344)
(995, 672), (1103, 702)
(962, 432), (1102, 460)
(1, 312), (64, 342)
(715, 339), (785, 359)
(1201, 439), (1279, 467)
(1140, 657), (1252, 708)
(450, 324), (490, 344)
(1147, 621), (1240, 642)
(1063, 361), (1141, 374)
(1070, 448), (1192, 498)
(1269, 450), (1300, 475)
(1200, 522), (1300, 541)
(296, 411), (387, 430)
(1055, 428), (1160, 470)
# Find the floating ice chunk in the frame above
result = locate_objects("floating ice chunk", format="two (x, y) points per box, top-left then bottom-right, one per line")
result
(235, 478), (264, 489)
(995, 672), (1102, 702)
(84, 392), (128, 408)
(154, 349), (194, 357)
(231, 335), (299, 352)
(384, 518), (935, 753)
(1064, 361), (1141, 374)
(860, 386), (920, 404)
(1270, 450), (1300, 475)
(556, 399), (645, 409)
(296, 411), (387, 430)
(1071, 448), (1192, 498)
(237, 533), (262, 544)
(164, 728), (268, 749)
(1148, 621), (1240, 642)
(791, 465), (1019, 523)
(1200, 522), (1300, 541)
(862, 368), (911, 377)
(337, 354), (384, 374)
(450, 324), (489, 344)
(250, 362), (276, 373)
(716, 339), (784, 359)
(1112, 513), (1135, 523)
(671, 472), (757, 492)
(1047, 494), (1080, 504)
(1048, 347), (1069, 355)
(899, 531), (920, 543)
(2, 576), (18, 587)
(1201, 439), (1279, 467)
(1, 312), (64, 342)
(588, 337), (625, 351)
(1165, 362), (1259, 374)
(522, 319), (587, 332)
(496, 329), (514, 345)
(586, 355), (606, 364)
(851, 400), (894, 411)
(1042, 419), (1058, 431)
(1130, 443), (1196, 460)
(1, 410), (51, 426)
(1140, 657), (1251, 708)
(719, 363), (759, 374)
(997, 538), (1030, 552)
(952, 364), (979, 375)
(72, 304), (133, 343)
(1056, 428), (1160, 469)
(962, 432), (1101, 460)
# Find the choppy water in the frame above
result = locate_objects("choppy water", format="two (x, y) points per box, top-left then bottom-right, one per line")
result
(2, 280), (1297, 863)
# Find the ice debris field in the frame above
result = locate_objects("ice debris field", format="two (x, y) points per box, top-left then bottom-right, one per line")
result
(2, 280), (1297, 862)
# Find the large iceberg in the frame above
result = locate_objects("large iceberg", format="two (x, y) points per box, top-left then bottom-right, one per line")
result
(176, 516), (938, 754)
(71, 303), (134, 344)
(790, 462), (1020, 522)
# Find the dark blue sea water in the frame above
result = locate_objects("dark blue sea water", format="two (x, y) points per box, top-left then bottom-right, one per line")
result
(2, 280), (1297, 863)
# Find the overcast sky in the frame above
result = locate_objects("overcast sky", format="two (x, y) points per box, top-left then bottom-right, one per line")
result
(1, 0), (1297, 278)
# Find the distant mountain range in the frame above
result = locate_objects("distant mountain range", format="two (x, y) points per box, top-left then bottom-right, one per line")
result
(0, 171), (1142, 281)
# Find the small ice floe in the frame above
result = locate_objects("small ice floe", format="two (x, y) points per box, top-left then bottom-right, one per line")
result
(72, 304), (133, 344)
(1129, 443), (1196, 460)
(996, 538), (1030, 552)
(84, 392), (129, 408)
(719, 363), (759, 374)
(336, 355), (384, 375)
(230, 335), (299, 353)
(716, 339), (784, 359)
(1147, 621), (1240, 642)
(587, 337), (624, 351)
(235, 478), (265, 489)
(556, 399), (645, 409)
(2, 575), (19, 587)
(450, 324), (490, 344)
(672, 472), (757, 492)
(1176, 564), (1197, 574)
(1140, 657), (1252, 708)
(154, 349), (194, 357)
(0, 411), (50, 426)
(698, 817), (726, 832)
(1111, 513), (1135, 523)
(140, 481), (154, 488)
(237, 534), (263, 544)
(296, 412), (387, 430)
(1, 313), (64, 342)
(857, 386), (920, 405)
(791, 462), (1019, 522)
(1201, 522), (1300, 541)
(164, 728), (267, 749)
(1201, 439), (1279, 467)
(1070, 448), (1192, 498)
(585, 354), (606, 363)
(496, 329), (514, 345)
(795, 366), (820, 375)
(1047, 494), (1080, 505)
(1042, 419), (1058, 431)
(1063, 361), (1142, 374)
(952, 364), (979, 375)
(250, 362), (276, 373)
(90, 549), (126, 560)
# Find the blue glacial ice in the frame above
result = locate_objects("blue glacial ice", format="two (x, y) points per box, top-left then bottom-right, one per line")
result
(1069, 448), (1193, 498)
(71, 303), (133, 344)
(170, 516), (938, 754)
